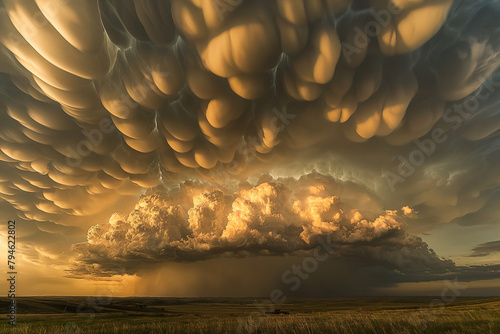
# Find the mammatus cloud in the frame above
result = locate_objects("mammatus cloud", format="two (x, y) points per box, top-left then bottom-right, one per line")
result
(0, 0), (500, 289)
(69, 174), (459, 280)
(0, 0), (499, 224)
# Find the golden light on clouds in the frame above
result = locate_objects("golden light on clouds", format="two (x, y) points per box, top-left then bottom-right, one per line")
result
(0, 0), (499, 297)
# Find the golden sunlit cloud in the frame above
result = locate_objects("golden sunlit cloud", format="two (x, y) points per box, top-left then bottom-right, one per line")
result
(0, 0), (499, 297)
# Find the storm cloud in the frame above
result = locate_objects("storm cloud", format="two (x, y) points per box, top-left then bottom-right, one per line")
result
(69, 174), (457, 279)
(0, 0), (499, 219)
(0, 0), (499, 290)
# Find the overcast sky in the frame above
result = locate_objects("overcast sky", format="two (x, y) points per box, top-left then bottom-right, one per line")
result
(1, 0), (500, 297)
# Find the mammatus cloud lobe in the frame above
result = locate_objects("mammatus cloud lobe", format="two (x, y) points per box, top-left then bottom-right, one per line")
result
(0, 0), (500, 223)
(69, 174), (456, 279)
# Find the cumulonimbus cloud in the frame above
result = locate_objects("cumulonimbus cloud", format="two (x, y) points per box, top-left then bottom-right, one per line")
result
(68, 173), (459, 279)
(0, 1), (500, 285)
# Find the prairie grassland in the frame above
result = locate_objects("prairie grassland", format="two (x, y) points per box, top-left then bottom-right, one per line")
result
(1, 297), (499, 334)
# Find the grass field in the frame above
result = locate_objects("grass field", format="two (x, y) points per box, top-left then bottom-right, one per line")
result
(1, 296), (499, 333)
